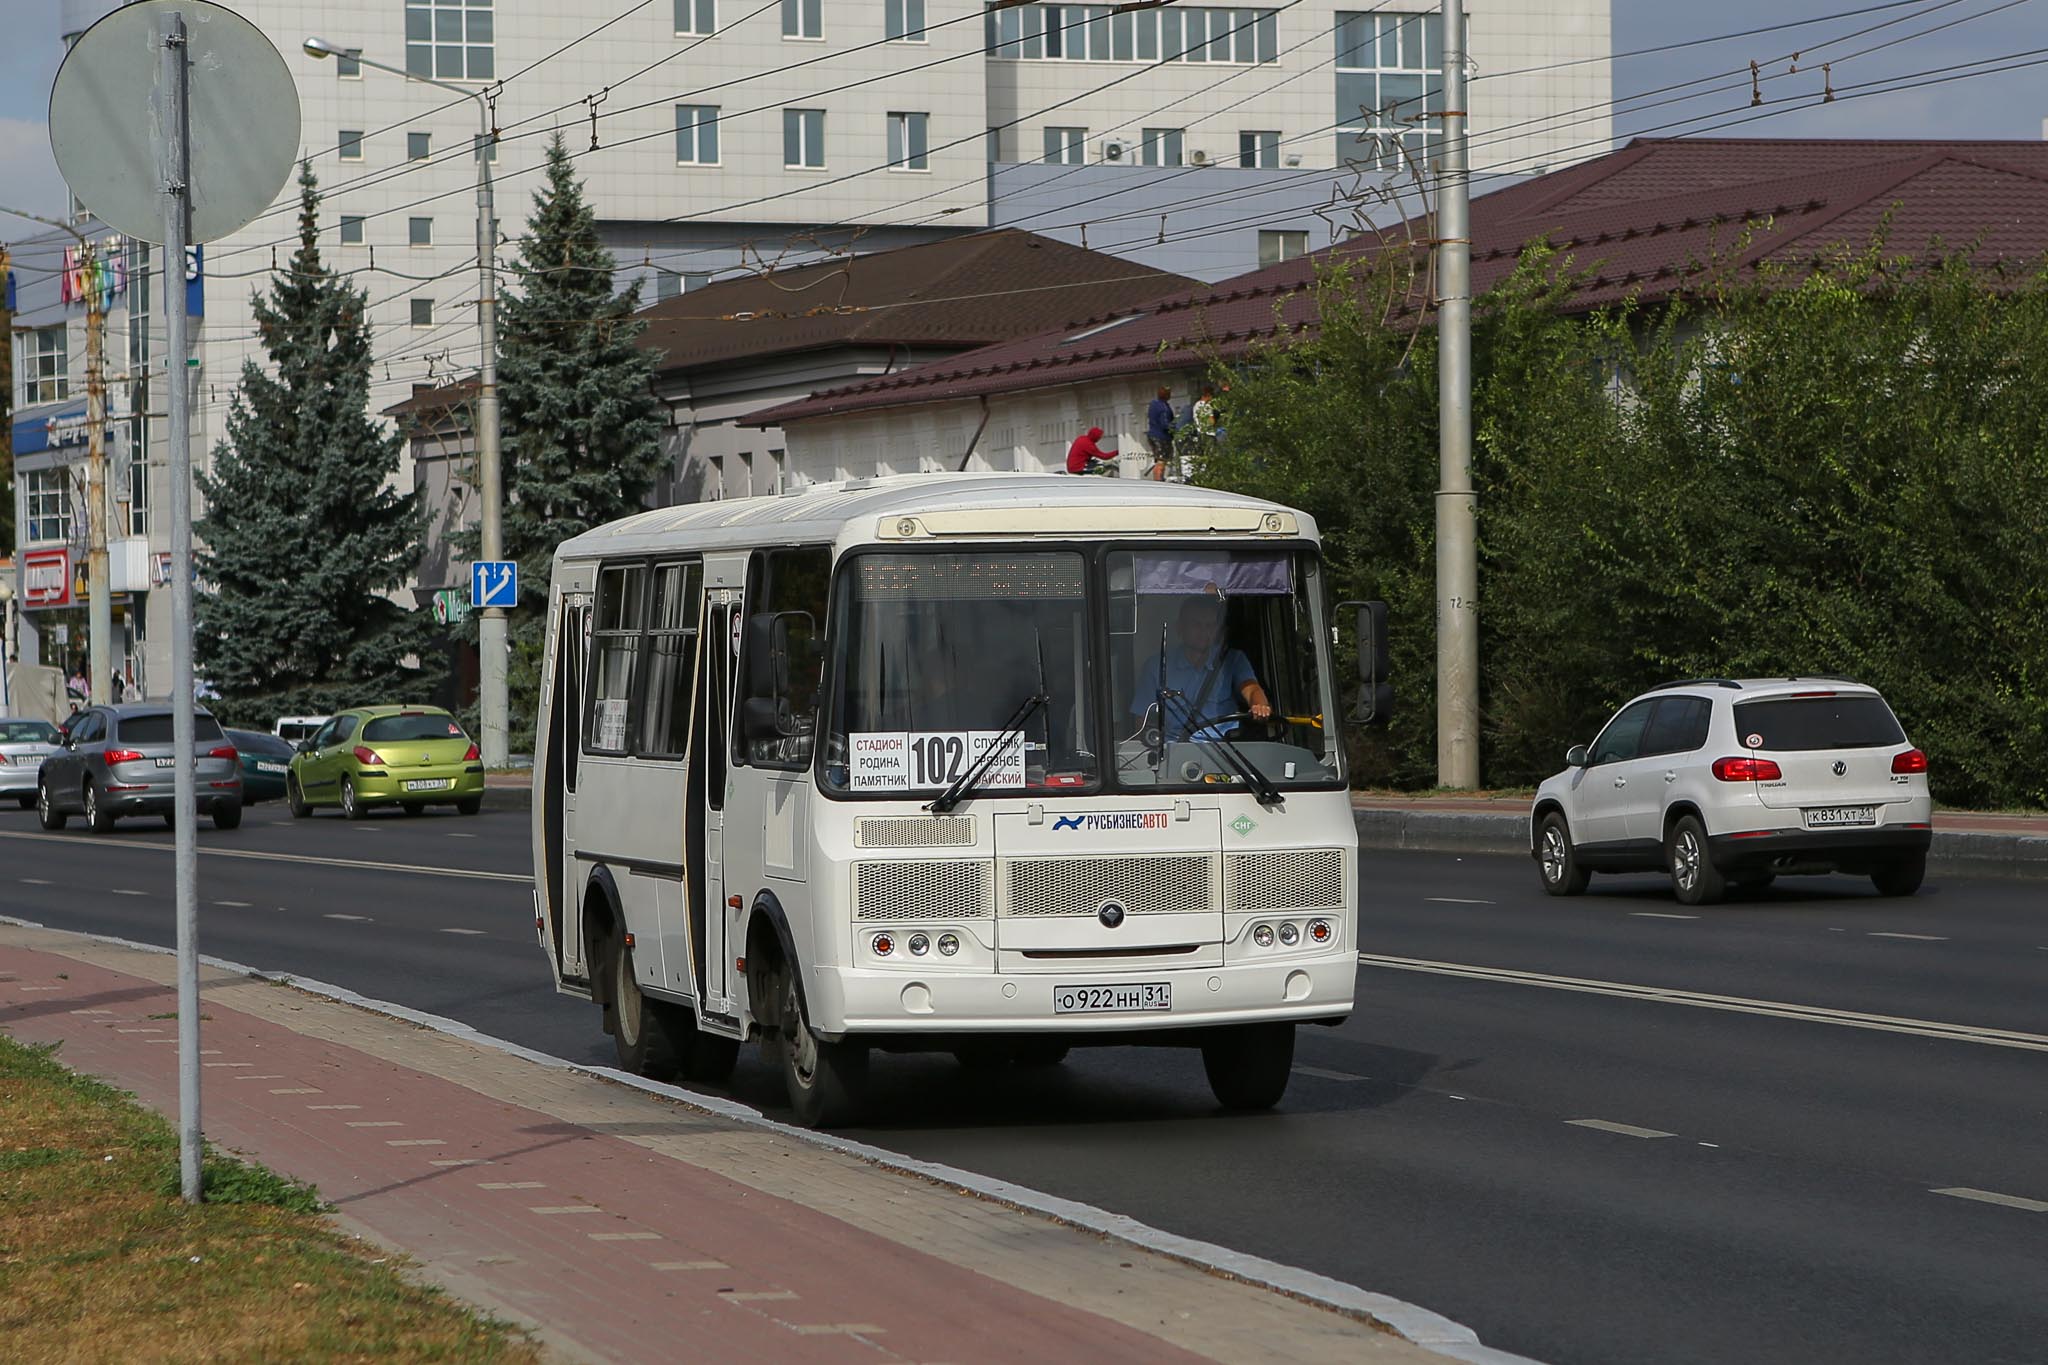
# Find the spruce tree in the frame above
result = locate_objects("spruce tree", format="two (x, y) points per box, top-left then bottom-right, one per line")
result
(480, 133), (664, 745)
(196, 163), (440, 724)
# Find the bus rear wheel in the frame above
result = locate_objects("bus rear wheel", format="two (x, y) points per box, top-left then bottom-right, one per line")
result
(768, 960), (865, 1128)
(1200, 1023), (1295, 1111)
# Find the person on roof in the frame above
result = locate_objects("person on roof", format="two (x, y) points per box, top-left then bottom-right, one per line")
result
(1145, 386), (1177, 481)
(1065, 426), (1118, 475)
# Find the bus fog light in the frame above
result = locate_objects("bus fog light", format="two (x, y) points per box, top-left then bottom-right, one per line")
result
(1252, 924), (1274, 948)
(908, 933), (931, 956)
(937, 933), (960, 956)
(1278, 922), (1300, 947)
(1309, 919), (1332, 944)
(873, 933), (895, 957)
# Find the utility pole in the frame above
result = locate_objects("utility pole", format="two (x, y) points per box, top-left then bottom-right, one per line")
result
(1434, 0), (1479, 789)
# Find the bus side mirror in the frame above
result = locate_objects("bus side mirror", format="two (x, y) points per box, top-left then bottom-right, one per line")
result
(1340, 599), (1393, 726)
(741, 613), (800, 740)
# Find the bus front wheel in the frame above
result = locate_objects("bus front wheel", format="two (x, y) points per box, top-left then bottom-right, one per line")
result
(1200, 1023), (1295, 1111)
(610, 939), (687, 1081)
(768, 961), (865, 1128)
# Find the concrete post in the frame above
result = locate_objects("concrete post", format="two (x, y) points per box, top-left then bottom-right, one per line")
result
(1434, 0), (1479, 789)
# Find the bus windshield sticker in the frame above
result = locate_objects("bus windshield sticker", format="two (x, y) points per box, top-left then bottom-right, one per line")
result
(850, 731), (1026, 792)
(596, 698), (630, 751)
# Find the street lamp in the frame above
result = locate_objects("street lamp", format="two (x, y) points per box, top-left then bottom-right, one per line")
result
(304, 36), (508, 768)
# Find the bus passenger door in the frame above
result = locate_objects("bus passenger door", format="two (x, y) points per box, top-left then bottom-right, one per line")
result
(554, 593), (593, 986)
(697, 590), (741, 1020)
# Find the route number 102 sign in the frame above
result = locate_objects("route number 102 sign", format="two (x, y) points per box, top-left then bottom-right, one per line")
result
(849, 731), (1026, 792)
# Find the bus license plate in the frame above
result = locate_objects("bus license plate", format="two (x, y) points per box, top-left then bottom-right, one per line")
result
(1805, 805), (1876, 827)
(1053, 982), (1171, 1015)
(404, 779), (450, 792)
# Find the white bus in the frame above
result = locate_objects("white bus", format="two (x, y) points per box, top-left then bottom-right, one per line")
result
(530, 474), (1385, 1125)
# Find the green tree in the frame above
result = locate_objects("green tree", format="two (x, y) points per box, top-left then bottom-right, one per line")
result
(195, 163), (440, 725)
(471, 133), (664, 748)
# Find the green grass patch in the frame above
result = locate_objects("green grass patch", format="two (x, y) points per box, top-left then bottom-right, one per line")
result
(0, 1034), (537, 1362)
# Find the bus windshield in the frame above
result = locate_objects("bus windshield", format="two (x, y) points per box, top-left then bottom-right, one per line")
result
(1107, 548), (1341, 791)
(824, 551), (1099, 795)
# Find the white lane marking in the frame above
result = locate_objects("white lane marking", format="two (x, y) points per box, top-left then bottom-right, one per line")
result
(306, 1104), (362, 1111)
(71, 1008), (113, 1015)
(720, 1290), (798, 1302)
(1698, 1142), (1720, 1148)
(347, 1121), (404, 1128)
(1357, 953), (2048, 1053)
(18, 878), (52, 885)
(1932, 1187), (2048, 1213)
(117, 1029), (159, 1034)
(203, 1061), (251, 1067)
(529, 1205), (603, 1216)
(445, 832), (477, 839)
(479, 1181), (547, 1190)
(0, 828), (528, 883)
(214, 900), (252, 908)
(235, 1074), (286, 1080)
(1869, 932), (1947, 941)
(269, 1087), (321, 1095)
(1631, 912), (1698, 920)
(386, 1138), (445, 1147)
(324, 914), (372, 922)
(430, 1159), (487, 1167)
(109, 889), (146, 897)
(1426, 897), (1494, 905)
(589, 1232), (661, 1242)
(790, 1324), (886, 1337)
(18, 985), (60, 991)
(1567, 1118), (1675, 1140)
(439, 928), (486, 936)
(1291, 1064), (1368, 1083)
(653, 1260), (728, 1272)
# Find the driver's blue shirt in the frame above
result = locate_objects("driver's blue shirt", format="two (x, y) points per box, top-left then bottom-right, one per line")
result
(1131, 646), (1256, 738)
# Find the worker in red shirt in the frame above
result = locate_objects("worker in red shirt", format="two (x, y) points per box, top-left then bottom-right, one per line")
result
(1065, 426), (1118, 475)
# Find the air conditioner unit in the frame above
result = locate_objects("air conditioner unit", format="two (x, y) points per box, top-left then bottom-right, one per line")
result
(1283, 153), (1302, 167)
(1189, 148), (1211, 167)
(1101, 137), (1131, 162)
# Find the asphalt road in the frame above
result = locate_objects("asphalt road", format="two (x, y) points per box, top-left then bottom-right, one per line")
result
(3, 800), (2044, 1365)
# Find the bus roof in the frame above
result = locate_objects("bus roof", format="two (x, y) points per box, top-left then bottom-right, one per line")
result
(555, 473), (1317, 561)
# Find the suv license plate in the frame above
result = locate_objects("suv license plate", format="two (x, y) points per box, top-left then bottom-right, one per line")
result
(403, 778), (450, 792)
(155, 757), (175, 768)
(1053, 982), (1171, 1015)
(1806, 805), (1876, 827)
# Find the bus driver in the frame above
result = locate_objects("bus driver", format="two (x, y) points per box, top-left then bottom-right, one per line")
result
(1131, 594), (1273, 741)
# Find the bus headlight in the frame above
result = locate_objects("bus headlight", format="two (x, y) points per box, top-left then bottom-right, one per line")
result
(937, 933), (960, 956)
(1252, 924), (1275, 948)
(1278, 922), (1300, 947)
(908, 933), (931, 956)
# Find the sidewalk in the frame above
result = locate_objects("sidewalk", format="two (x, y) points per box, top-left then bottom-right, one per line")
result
(1351, 794), (2048, 879)
(0, 922), (1448, 1365)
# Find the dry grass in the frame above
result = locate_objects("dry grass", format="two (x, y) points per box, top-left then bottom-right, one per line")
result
(0, 1035), (540, 1363)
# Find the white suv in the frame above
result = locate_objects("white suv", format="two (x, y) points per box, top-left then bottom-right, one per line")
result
(1531, 679), (1933, 904)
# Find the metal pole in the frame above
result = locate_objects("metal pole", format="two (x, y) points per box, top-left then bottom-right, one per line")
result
(1434, 0), (1479, 789)
(473, 112), (508, 769)
(85, 243), (113, 706)
(159, 10), (203, 1204)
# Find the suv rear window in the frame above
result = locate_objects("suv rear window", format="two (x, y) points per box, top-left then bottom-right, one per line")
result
(362, 712), (466, 743)
(1733, 695), (1905, 752)
(118, 714), (226, 744)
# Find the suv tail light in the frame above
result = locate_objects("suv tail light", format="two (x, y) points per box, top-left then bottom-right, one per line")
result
(1891, 748), (1927, 774)
(352, 746), (386, 766)
(207, 745), (238, 760)
(103, 748), (147, 766)
(1712, 755), (1783, 782)
(463, 743), (480, 762)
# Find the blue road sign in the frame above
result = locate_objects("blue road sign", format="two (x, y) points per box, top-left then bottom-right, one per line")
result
(471, 560), (518, 609)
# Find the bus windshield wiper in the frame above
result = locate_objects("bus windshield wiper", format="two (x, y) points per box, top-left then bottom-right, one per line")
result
(1159, 690), (1284, 808)
(927, 634), (1050, 814)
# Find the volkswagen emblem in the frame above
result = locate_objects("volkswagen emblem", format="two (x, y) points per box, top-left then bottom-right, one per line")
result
(1832, 760), (1848, 777)
(1097, 900), (1127, 929)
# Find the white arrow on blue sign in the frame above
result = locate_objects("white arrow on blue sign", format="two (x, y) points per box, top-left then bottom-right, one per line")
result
(470, 560), (518, 610)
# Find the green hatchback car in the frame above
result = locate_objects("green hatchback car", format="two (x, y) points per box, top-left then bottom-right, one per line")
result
(286, 705), (485, 819)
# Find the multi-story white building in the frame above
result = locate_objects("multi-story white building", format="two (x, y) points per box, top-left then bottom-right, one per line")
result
(14, 0), (1607, 687)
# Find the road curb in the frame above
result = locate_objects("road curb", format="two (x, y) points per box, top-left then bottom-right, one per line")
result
(1353, 809), (2048, 880)
(0, 912), (1543, 1365)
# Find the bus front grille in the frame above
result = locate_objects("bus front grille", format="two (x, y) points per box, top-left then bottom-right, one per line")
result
(854, 816), (977, 849)
(1002, 855), (1216, 918)
(854, 860), (992, 920)
(1225, 849), (1346, 914)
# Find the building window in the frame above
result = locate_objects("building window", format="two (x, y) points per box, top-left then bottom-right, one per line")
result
(654, 271), (681, 302)
(126, 243), (151, 371)
(1239, 129), (1279, 168)
(684, 271), (710, 292)
(23, 468), (73, 544)
(1139, 127), (1184, 166)
(408, 131), (431, 161)
(336, 49), (362, 77)
(1258, 229), (1308, 267)
(1043, 126), (1086, 164)
(340, 215), (365, 245)
(127, 413), (149, 536)
(886, 0), (925, 41)
(887, 112), (929, 171)
(989, 6), (1277, 64)
(675, 0), (716, 35)
(407, 0), (493, 81)
(338, 129), (364, 161)
(411, 298), (435, 328)
(781, 0), (821, 39)
(783, 108), (825, 167)
(675, 104), (720, 164)
(22, 325), (69, 404)
(409, 217), (433, 247)
(1336, 10), (1443, 173)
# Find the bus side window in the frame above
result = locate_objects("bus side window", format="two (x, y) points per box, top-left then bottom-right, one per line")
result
(736, 545), (831, 770)
(587, 563), (646, 755)
(639, 560), (700, 758)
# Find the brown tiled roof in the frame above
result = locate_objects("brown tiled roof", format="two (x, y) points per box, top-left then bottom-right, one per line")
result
(634, 228), (1194, 374)
(749, 138), (2048, 428)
